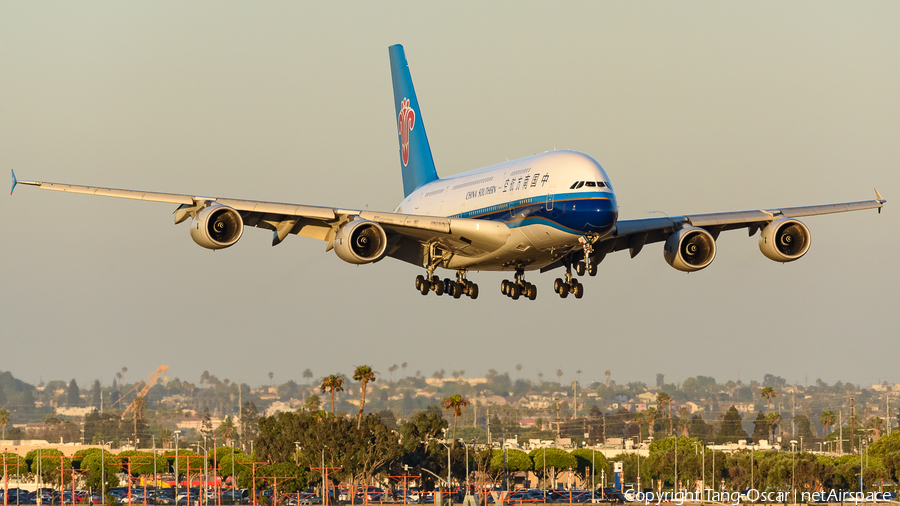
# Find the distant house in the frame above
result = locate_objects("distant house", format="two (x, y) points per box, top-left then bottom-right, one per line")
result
(636, 392), (656, 403)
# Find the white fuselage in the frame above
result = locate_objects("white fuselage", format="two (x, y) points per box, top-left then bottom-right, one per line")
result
(394, 150), (619, 271)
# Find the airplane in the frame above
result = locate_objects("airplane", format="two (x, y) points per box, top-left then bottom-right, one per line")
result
(10, 45), (887, 300)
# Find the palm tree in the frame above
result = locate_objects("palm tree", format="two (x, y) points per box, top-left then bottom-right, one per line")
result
(133, 396), (146, 447)
(556, 369), (563, 384)
(657, 392), (673, 435)
(0, 408), (9, 439)
(441, 394), (471, 443)
(820, 409), (837, 437)
(766, 412), (782, 443)
(646, 407), (658, 439)
(302, 368), (314, 384)
(320, 375), (345, 414)
(353, 365), (377, 429)
(760, 386), (776, 412)
(632, 411), (646, 441)
(388, 364), (399, 382)
(605, 370), (611, 387)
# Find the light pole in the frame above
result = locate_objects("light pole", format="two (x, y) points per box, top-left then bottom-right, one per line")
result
(790, 440), (797, 504)
(294, 442), (301, 466)
(192, 443), (208, 506)
(173, 431), (182, 504)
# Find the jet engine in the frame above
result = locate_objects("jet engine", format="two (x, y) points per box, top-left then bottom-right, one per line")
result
(333, 219), (388, 264)
(759, 218), (810, 262)
(663, 227), (717, 272)
(190, 204), (244, 250)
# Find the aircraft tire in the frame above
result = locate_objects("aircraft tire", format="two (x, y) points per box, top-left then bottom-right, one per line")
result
(588, 263), (598, 276)
(470, 283), (479, 299)
(420, 281), (430, 295)
(528, 284), (537, 301)
(416, 275), (425, 291)
(576, 261), (586, 276)
(559, 283), (569, 298)
(434, 280), (444, 296)
(453, 282), (463, 299)
(554, 278), (563, 293)
(573, 281), (584, 299)
(501, 280), (509, 295)
(511, 284), (521, 300)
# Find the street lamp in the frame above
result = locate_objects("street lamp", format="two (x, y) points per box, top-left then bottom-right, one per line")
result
(790, 440), (798, 504)
(192, 443), (208, 506)
(173, 431), (182, 504)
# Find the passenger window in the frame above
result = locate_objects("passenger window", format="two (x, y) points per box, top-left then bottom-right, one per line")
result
(585, 181), (596, 187)
(575, 181), (585, 189)
(570, 182), (579, 190)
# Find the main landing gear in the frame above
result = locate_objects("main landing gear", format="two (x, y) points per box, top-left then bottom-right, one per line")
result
(501, 269), (537, 301)
(415, 269), (479, 299)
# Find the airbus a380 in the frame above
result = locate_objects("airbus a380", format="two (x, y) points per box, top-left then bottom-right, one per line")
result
(11, 45), (887, 300)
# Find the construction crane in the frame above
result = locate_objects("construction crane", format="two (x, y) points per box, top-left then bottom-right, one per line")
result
(114, 365), (169, 419)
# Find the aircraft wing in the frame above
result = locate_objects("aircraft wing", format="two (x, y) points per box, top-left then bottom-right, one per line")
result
(11, 174), (509, 261)
(596, 192), (886, 259)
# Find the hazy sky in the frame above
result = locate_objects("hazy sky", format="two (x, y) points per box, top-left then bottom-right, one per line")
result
(2, 2), (898, 392)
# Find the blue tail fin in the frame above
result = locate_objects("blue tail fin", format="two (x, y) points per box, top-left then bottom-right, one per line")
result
(389, 45), (439, 197)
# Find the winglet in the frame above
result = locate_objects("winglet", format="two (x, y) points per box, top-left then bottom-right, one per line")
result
(875, 188), (885, 203)
(10, 170), (17, 195)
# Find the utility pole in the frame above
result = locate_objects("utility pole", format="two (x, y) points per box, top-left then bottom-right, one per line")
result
(851, 397), (856, 454)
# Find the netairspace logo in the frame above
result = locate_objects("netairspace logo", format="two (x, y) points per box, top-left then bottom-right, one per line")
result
(624, 489), (894, 505)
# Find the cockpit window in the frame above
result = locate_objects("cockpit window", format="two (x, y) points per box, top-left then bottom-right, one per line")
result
(597, 181), (606, 188)
(570, 182), (579, 189)
(575, 181), (585, 189)
(585, 181), (596, 187)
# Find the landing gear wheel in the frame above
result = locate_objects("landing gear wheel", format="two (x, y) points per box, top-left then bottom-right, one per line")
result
(420, 280), (430, 295)
(453, 282), (463, 299)
(588, 263), (598, 276)
(554, 278), (564, 294)
(444, 278), (453, 294)
(434, 280), (444, 296)
(576, 261), (586, 276)
(572, 281), (584, 299)
(510, 284), (521, 300)
(528, 284), (537, 301)
(415, 275), (425, 291)
(470, 283), (479, 299)
(559, 283), (569, 298)
(501, 280), (509, 295)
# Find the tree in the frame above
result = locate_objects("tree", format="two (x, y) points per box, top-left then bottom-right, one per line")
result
(0, 408), (8, 439)
(240, 402), (260, 452)
(605, 371), (611, 387)
(302, 368), (313, 384)
(133, 396), (147, 447)
(91, 380), (102, 408)
(529, 447), (576, 488)
(67, 379), (80, 406)
(752, 411), (768, 442)
(388, 364), (399, 382)
(352, 365), (376, 429)
(765, 412), (782, 444)
(320, 375), (345, 414)
(441, 395), (471, 443)
(572, 448), (609, 482)
(657, 392), (673, 436)
(820, 410), (837, 438)
(632, 411), (646, 442)
(716, 406), (749, 443)
(760, 386), (776, 412)
(304, 394), (321, 412)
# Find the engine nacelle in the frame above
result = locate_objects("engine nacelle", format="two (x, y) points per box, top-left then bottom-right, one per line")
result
(759, 218), (810, 262)
(333, 219), (388, 264)
(190, 204), (244, 250)
(663, 227), (717, 272)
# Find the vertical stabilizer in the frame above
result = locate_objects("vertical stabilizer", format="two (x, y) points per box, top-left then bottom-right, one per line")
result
(389, 45), (439, 197)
